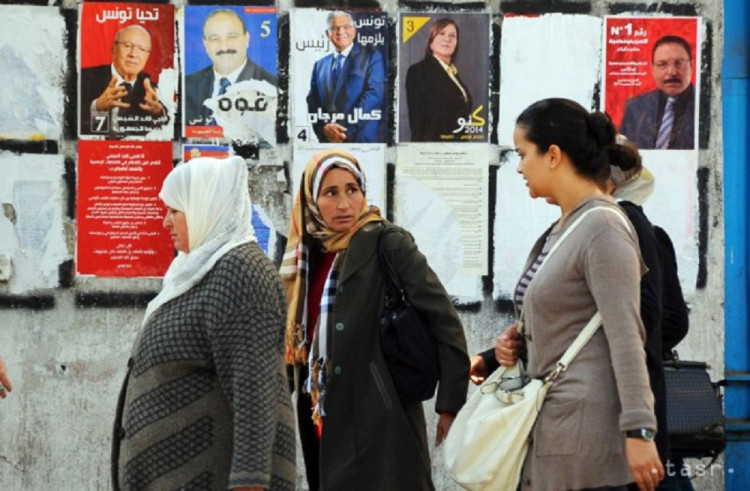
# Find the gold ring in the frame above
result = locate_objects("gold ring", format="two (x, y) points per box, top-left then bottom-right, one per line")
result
(651, 468), (658, 474)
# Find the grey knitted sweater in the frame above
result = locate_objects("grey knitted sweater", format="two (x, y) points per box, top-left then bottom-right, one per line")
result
(112, 242), (296, 490)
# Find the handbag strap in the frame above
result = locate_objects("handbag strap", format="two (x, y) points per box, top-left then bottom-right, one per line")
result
(518, 205), (632, 383)
(377, 228), (407, 306)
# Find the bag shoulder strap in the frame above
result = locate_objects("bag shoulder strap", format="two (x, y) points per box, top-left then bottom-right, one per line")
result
(526, 206), (631, 382)
(377, 228), (407, 305)
(537, 205), (630, 276)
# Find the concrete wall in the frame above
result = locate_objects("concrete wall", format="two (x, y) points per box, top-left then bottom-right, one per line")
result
(0, 0), (726, 489)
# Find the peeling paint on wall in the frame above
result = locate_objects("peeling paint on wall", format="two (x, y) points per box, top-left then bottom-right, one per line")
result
(0, 6), (67, 140)
(497, 14), (602, 146)
(0, 153), (67, 293)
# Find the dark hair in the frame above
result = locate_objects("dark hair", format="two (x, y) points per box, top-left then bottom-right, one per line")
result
(515, 98), (615, 185)
(425, 18), (460, 62)
(652, 35), (692, 62)
(609, 136), (642, 172)
(203, 9), (248, 38)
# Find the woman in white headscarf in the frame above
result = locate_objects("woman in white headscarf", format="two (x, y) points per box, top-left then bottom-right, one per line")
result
(112, 157), (296, 491)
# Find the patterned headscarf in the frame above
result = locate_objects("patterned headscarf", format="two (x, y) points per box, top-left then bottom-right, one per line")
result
(280, 149), (382, 422)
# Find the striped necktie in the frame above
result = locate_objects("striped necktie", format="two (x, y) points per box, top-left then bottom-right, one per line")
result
(655, 97), (676, 149)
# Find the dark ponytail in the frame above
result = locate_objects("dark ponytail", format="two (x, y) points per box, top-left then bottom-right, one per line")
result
(516, 98), (616, 186)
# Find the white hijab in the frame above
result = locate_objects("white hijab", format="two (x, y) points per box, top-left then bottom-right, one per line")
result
(141, 156), (256, 328)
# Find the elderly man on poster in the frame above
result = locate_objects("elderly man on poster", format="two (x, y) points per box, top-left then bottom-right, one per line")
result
(80, 25), (168, 136)
(306, 11), (386, 143)
(185, 8), (277, 128)
(619, 35), (695, 150)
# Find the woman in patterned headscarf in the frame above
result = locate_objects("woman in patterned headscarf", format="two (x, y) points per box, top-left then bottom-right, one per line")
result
(112, 156), (296, 491)
(281, 149), (469, 490)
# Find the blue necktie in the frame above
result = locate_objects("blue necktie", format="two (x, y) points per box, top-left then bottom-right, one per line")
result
(332, 54), (344, 85)
(655, 97), (675, 149)
(218, 77), (231, 96)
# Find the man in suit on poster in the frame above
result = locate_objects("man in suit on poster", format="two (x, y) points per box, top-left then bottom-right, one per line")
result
(306, 11), (386, 143)
(619, 35), (696, 149)
(80, 25), (168, 137)
(185, 8), (277, 127)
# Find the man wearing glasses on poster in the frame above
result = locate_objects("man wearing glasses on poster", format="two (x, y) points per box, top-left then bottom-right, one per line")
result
(306, 11), (386, 143)
(619, 35), (695, 150)
(80, 25), (168, 137)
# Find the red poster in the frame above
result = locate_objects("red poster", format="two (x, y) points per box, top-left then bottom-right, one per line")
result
(79, 3), (176, 139)
(604, 17), (699, 149)
(77, 141), (174, 277)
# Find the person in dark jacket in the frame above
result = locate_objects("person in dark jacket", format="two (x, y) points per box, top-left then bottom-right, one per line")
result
(280, 148), (469, 490)
(405, 18), (472, 142)
(608, 137), (693, 491)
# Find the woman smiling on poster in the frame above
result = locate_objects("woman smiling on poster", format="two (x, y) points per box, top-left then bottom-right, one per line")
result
(405, 18), (473, 142)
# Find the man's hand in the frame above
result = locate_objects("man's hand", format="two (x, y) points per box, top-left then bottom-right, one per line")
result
(435, 411), (456, 446)
(139, 78), (165, 116)
(494, 324), (522, 367)
(469, 355), (487, 385)
(322, 123), (347, 142)
(95, 76), (131, 112)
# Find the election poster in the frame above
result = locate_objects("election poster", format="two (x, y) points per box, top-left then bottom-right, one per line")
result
(395, 143), (487, 300)
(180, 143), (277, 257)
(76, 141), (174, 277)
(398, 12), (490, 143)
(182, 143), (231, 162)
(181, 6), (278, 144)
(291, 9), (388, 145)
(0, 6), (67, 141)
(78, 3), (176, 140)
(0, 153), (67, 294)
(603, 16), (700, 150)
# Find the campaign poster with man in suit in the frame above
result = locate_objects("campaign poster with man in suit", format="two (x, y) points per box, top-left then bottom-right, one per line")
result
(398, 12), (490, 143)
(79, 3), (175, 140)
(291, 9), (388, 145)
(603, 17), (700, 150)
(182, 6), (277, 143)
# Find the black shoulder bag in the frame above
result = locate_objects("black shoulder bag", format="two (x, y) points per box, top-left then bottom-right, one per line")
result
(663, 352), (726, 459)
(377, 228), (440, 404)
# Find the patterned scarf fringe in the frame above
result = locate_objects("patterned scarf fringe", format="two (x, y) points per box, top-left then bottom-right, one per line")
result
(307, 357), (329, 425)
(285, 322), (308, 364)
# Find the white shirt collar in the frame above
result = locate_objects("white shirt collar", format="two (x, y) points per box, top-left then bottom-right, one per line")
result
(335, 44), (354, 59)
(212, 58), (248, 95)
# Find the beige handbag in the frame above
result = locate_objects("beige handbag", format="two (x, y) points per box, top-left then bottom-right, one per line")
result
(443, 206), (629, 490)
(442, 312), (602, 490)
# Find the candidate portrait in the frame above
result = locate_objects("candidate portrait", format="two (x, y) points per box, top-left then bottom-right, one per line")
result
(619, 35), (696, 150)
(305, 11), (387, 144)
(184, 8), (278, 127)
(405, 18), (473, 142)
(80, 25), (169, 137)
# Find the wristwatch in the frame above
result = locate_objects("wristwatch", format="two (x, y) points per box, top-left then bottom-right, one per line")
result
(625, 428), (656, 441)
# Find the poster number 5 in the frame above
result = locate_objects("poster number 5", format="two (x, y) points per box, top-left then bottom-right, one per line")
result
(260, 20), (271, 38)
